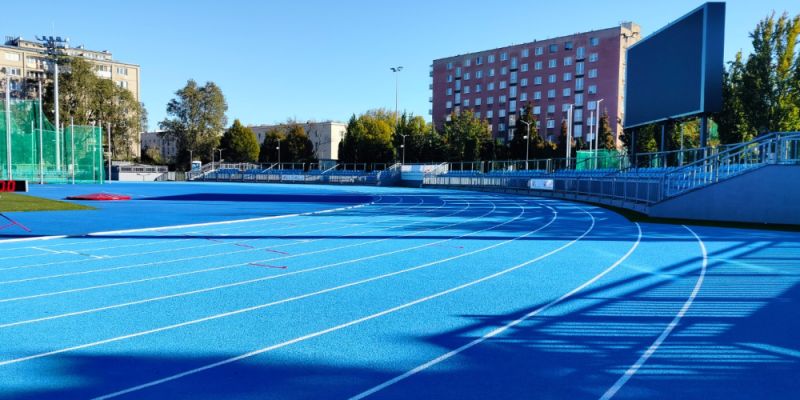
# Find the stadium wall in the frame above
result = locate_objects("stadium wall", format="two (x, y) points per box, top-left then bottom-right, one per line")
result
(648, 165), (800, 225)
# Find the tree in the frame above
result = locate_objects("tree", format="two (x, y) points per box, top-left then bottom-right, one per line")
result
(394, 113), (438, 163)
(442, 109), (491, 161)
(284, 122), (316, 163)
(43, 57), (143, 161)
(339, 110), (395, 164)
(620, 124), (659, 166)
(220, 119), (259, 162)
(509, 105), (543, 160)
(159, 80), (228, 167)
(259, 128), (284, 163)
(597, 111), (616, 150)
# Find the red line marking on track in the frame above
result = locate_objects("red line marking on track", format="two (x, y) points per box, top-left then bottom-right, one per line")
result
(204, 238), (224, 243)
(433, 244), (464, 249)
(248, 263), (288, 269)
(264, 249), (290, 255)
(0, 214), (31, 232)
(235, 243), (255, 249)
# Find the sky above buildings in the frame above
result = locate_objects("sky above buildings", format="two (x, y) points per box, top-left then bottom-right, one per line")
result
(5, 0), (798, 129)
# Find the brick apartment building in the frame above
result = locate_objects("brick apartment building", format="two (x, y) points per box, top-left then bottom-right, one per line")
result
(431, 23), (640, 144)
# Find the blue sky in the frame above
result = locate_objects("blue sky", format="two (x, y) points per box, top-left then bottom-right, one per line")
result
(5, 0), (798, 130)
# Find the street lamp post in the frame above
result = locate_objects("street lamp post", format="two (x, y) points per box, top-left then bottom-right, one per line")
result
(188, 149), (193, 171)
(518, 110), (532, 170)
(390, 66), (403, 124)
(4, 73), (12, 180)
(594, 98), (604, 169)
(276, 139), (281, 168)
(217, 149), (222, 167)
(400, 134), (408, 165)
(566, 104), (574, 169)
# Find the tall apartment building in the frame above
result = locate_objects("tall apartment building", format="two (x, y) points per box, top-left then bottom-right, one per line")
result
(431, 23), (640, 145)
(0, 36), (140, 101)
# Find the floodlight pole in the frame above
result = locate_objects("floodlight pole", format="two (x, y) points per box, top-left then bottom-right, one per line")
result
(566, 104), (574, 169)
(400, 134), (408, 165)
(38, 80), (44, 184)
(276, 139), (281, 168)
(518, 109), (532, 170)
(595, 99), (604, 169)
(70, 117), (75, 184)
(107, 122), (112, 182)
(4, 75), (12, 180)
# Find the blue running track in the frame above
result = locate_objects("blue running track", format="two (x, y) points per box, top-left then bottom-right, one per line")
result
(0, 182), (798, 399)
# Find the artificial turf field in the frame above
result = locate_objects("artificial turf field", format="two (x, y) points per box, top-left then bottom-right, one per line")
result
(0, 182), (798, 399)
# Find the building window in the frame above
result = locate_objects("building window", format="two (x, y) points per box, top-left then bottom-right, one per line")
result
(574, 124), (583, 137)
(563, 72), (572, 81)
(565, 41), (574, 50)
(476, 56), (483, 65)
(563, 88), (571, 97)
(576, 62), (585, 75)
(448, 75), (453, 83)
(455, 81), (461, 90)
(489, 68), (496, 77)
(534, 76), (542, 85)
(501, 66), (508, 75)
(535, 46), (543, 56)
(455, 67), (462, 77)
(447, 62), (453, 70)
(476, 84), (482, 93)
(499, 81), (507, 89)
(534, 91), (542, 100)
(447, 88), (453, 96)
(548, 59), (557, 68)
(499, 109), (507, 117)
(574, 108), (583, 121)
(487, 96), (494, 105)
(499, 122), (506, 131)
(521, 63), (528, 72)
(464, 85), (471, 94)
(522, 48), (530, 57)
(575, 93), (584, 106)
(488, 82), (495, 91)
(547, 89), (556, 99)
(547, 119), (555, 129)
(486, 110), (493, 118)
(588, 84), (597, 94)
(500, 95), (507, 104)
(520, 92), (528, 102)
(549, 44), (558, 53)
(588, 69), (598, 78)
(562, 103), (571, 112)
(455, 93), (461, 103)
(511, 57), (518, 69)
(547, 104), (556, 113)
(564, 56), (573, 66)
(7, 67), (21, 76)
(464, 72), (470, 80)
(576, 47), (585, 59)
(446, 101), (453, 108)
(589, 53), (599, 62)
(463, 99), (470, 107)
(548, 74), (557, 84)
(588, 100), (597, 110)
(476, 70), (483, 79)
(575, 77), (584, 91)
(464, 59), (471, 67)
(534, 61), (543, 70)
(4, 52), (20, 62)
(521, 78), (528, 87)
(510, 86), (517, 98)
(475, 97), (482, 106)
(590, 37), (600, 46)
(509, 100), (517, 113)
(475, 111), (481, 118)
(116, 67), (129, 75)
(500, 52), (508, 61)
(488, 54), (496, 63)
(533, 105), (541, 114)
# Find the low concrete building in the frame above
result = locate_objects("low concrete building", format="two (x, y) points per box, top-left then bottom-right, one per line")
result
(249, 121), (346, 161)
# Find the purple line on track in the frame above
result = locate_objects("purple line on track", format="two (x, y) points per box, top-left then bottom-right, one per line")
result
(265, 249), (290, 255)
(248, 263), (288, 269)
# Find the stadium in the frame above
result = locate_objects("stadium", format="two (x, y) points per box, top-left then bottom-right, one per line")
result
(1, 2), (799, 399)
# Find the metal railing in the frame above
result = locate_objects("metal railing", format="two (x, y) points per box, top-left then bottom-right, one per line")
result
(662, 131), (800, 198)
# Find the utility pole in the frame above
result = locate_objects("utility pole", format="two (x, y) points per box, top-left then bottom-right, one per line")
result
(4, 74), (12, 180)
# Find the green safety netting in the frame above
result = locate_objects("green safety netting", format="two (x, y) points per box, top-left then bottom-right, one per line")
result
(575, 149), (624, 170)
(0, 99), (104, 183)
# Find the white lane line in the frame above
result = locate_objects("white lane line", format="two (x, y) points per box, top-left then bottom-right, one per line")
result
(0, 197), (410, 272)
(349, 222), (642, 400)
(89, 204), (592, 400)
(0, 199), (506, 326)
(598, 225), (708, 400)
(0, 198), (551, 367)
(0, 197), (458, 300)
(0, 198), (445, 283)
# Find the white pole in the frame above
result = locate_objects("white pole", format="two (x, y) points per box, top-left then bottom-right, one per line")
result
(596, 99), (604, 169)
(566, 104), (573, 169)
(107, 122), (112, 181)
(38, 81), (44, 184)
(5, 76), (12, 180)
(70, 117), (75, 184)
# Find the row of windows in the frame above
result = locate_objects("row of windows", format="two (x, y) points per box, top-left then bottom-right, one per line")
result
(445, 77), (599, 97)
(447, 59), (596, 82)
(446, 37), (601, 70)
(445, 93), (603, 113)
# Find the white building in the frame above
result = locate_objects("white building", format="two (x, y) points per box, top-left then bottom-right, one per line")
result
(249, 121), (346, 161)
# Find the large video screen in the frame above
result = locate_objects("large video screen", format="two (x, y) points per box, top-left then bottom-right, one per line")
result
(624, 2), (725, 128)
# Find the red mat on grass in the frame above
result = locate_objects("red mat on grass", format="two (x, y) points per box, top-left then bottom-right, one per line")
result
(66, 193), (132, 201)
